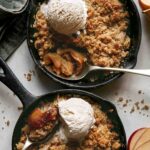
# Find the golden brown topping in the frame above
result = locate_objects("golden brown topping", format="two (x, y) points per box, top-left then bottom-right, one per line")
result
(33, 0), (130, 77)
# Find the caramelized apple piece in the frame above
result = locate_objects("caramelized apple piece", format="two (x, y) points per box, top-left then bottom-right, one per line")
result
(28, 108), (44, 129)
(69, 49), (85, 75)
(43, 53), (62, 68)
(43, 107), (58, 122)
(28, 107), (58, 129)
(61, 59), (74, 76)
(58, 48), (85, 75)
(44, 53), (74, 76)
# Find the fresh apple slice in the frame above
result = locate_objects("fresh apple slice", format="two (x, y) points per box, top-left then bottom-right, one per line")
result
(134, 128), (150, 150)
(139, 0), (150, 9)
(136, 140), (150, 150)
(139, 0), (150, 15)
(128, 128), (147, 150)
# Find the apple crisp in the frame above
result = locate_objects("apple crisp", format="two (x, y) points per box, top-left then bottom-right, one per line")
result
(33, 0), (130, 77)
(16, 95), (124, 150)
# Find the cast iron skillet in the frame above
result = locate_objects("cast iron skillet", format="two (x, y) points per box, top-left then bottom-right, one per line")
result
(27, 0), (142, 89)
(0, 57), (126, 150)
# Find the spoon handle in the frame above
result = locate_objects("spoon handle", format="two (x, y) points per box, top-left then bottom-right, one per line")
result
(22, 136), (32, 150)
(90, 66), (150, 77)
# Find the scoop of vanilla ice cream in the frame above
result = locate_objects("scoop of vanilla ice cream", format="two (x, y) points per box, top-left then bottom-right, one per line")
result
(58, 98), (95, 141)
(46, 0), (87, 35)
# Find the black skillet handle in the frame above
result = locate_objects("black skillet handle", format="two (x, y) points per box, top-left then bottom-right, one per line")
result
(0, 57), (36, 108)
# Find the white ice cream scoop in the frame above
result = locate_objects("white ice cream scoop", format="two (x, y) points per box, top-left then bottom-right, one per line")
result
(45, 0), (87, 35)
(58, 98), (95, 141)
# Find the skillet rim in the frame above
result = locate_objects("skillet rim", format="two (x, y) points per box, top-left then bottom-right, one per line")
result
(12, 89), (127, 150)
(27, 0), (142, 89)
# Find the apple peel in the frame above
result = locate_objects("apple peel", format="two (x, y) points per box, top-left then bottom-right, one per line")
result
(128, 128), (147, 150)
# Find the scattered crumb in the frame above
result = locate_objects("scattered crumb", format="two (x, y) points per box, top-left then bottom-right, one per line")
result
(1, 110), (4, 113)
(115, 94), (150, 116)
(141, 99), (144, 104)
(130, 107), (135, 114)
(24, 70), (35, 82)
(18, 106), (23, 111)
(135, 102), (140, 110)
(29, 70), (36, 76)
(118, 97), (123, 102)
(142, 105), (149, 111)
(2, 127), (4, 130)
(123, 103), (127, 107)
(27, 73), (32, 81)
(3, 116), (5, 120)
(6, 120), (10, 127)
(138, 90), (142, 94)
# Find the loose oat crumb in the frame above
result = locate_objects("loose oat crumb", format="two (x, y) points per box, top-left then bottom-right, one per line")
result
(6, 121), (10, 126)
(123, 103), (127, 107)
(130, 107), (135, 113)
(142, 105), (149, 111)
(138, 90), (142, 94)
(24, 70), (36, 82)
(118, 97), (123, 102)
(135, 102), (140, 110)
(1, 110), (4, 113)
(29, 70), (36, 76)
(18, 107), (23, 111)
(2, 127), (4, 130)
(141, 99), (144, 104)
(27, 73), (32, 81)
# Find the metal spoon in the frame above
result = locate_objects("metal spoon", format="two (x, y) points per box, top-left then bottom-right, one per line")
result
(22, 121), (59, 150)
(58, 64), (150, 81)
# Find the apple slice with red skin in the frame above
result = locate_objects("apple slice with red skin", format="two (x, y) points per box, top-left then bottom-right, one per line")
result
(136, 140), (150, 150)
(134, 128), (150, 150)
(139, 0), (150, 15)
(128, 128), (147, 150)
(139, 0), (150, 10)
